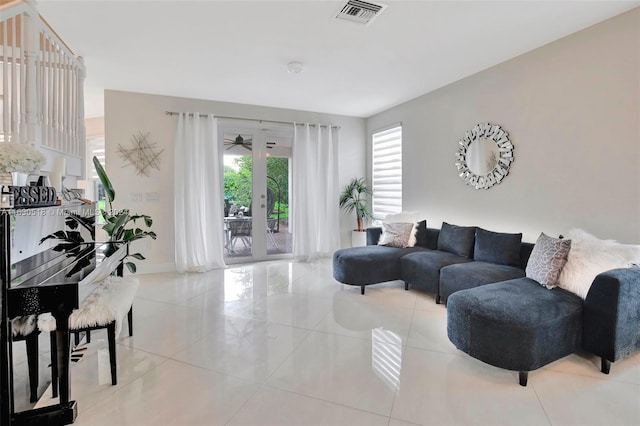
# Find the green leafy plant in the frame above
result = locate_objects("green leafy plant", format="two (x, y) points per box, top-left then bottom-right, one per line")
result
(339, 177), (373, 232)
(93, 156), (156, 273)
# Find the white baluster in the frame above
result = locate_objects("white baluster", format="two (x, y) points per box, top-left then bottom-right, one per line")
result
(37, 30), (44, 144)
(77, 56), (85, 163)
(2, 19), (9, 142)
(71, 65), (77, 155)
(56, 45), (60, 150)
(24, 9), (39, 147)
(65, 53), (70, 154)
(58, 47), (63, 152)
(47, 37), (53, 147)
(20, 13), (27, 142)
(11, 15), (19, 142)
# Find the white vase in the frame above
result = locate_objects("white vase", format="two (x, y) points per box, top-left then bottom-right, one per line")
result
(351, 230), (367, 247)
(11, 172), (29, 186)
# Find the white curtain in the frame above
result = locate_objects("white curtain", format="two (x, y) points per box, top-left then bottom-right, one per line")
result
(174, 113), (226, 272)
(292, 123), (341, 260)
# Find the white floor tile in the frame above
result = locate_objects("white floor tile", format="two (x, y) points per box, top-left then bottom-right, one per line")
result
(39, 340), (168, 412)
(543, 350), (640, 386)
(172, 318), (309, 383)
(388, 418), (422, 426)
(121, 303), (211, 357)
(406, 309), (459, 355)
(267, 331), (399, 416)
(532, 369), (640, 426)
(129, 297), (177, 320)
(12, 352), (52, 413)
(226, 293), (333, 330)
(391, 347), (550, 426)
(227, 386), (389, 425)
(356, 281), (417, 309)
(314, 294), (413, 341)
(413, 290), (446, 312)
(290, 272), (352, 299)
(75, 359), (258, 426)
(136, 271), (217, 304)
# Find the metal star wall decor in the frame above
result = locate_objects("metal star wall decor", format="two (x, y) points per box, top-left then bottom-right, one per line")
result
(117, 132), (164, 176)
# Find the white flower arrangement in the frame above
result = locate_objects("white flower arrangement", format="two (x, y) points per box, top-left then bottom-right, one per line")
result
(0, 142), (46, 174)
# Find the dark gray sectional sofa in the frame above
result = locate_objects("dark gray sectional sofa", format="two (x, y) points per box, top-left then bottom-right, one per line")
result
(332, 223), (640, 385)
(333, 223), (533, 302)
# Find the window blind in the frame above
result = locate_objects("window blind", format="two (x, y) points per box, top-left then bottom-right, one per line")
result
(372, 125), (402, 220)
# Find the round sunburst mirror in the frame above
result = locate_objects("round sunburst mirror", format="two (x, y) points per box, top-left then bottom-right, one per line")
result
(454, 123), (514, 190)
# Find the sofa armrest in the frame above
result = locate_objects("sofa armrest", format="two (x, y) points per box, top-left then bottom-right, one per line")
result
(366, 227), (382, 245)
(583, 267), (640, 362)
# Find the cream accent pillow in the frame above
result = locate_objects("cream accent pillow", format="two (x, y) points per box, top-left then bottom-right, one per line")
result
(383, 211), (421, 224)
(378, 222), (417, 248)
(557, 229), (640, 299)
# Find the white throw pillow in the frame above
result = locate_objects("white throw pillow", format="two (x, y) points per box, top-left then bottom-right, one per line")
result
(383, 211), (421, 224)
(378, 222), (417, 248)
(557, 229), (640, 299)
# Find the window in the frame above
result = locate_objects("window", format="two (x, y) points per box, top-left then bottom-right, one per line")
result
(372, 125), (402, 220)
(372, 126), (402, 220)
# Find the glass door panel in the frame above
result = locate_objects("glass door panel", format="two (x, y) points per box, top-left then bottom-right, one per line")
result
(221, 125), (293, 263)
(223, 132), (254, 261)
(266, 151), (292, 256)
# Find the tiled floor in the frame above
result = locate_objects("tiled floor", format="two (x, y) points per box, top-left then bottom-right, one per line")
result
(12, 258), (640, 425)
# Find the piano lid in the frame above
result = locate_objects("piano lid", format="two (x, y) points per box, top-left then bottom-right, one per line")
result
(9, 242), (127, 289)
(7, 204), (97, 264)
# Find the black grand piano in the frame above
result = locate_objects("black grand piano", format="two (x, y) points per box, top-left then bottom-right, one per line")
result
(1, 205), (128, 426)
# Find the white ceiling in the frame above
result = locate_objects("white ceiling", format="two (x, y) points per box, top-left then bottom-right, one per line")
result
(37, 0), (639, 119)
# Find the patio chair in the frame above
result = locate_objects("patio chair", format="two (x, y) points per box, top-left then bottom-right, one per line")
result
(227, 219), (252, 252)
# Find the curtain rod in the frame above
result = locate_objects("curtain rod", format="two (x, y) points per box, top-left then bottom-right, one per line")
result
(165, 111), (340, 129)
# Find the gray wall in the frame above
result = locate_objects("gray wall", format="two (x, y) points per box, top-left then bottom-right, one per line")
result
(105, 90), (366, 272)
(367, 8), (640, 244)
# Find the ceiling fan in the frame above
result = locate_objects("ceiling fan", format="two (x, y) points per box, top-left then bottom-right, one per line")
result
(224, 134), (275, 151)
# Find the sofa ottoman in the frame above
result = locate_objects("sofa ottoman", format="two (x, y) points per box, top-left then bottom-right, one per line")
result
(447, 277), (583, 386)
(333, 245), (426, 294)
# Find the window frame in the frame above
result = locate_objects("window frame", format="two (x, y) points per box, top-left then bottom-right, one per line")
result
(371, 123), (402, 222)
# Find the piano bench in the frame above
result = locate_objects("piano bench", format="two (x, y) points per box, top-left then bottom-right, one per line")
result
(11, 315), (40, 403)
(38, 276), (139, 396)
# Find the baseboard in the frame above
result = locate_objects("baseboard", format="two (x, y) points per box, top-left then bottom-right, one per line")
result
(124, 262), (176, 275)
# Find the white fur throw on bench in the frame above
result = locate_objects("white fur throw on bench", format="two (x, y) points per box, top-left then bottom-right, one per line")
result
(38, 276), (139, 337)
(11, 315), (38, 337)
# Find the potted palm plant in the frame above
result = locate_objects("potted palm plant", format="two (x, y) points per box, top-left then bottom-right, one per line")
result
(339, 177), (373, 247)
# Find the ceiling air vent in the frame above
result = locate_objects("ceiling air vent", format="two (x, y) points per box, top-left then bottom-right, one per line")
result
(335, 0), (387, 26)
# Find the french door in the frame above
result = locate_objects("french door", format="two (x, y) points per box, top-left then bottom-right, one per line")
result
(219, 124), (293, 263)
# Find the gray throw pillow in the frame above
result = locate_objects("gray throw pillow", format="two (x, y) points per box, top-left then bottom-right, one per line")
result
(378, 222), (417, 248)
(526, 233), (572, 289)
(474, 228), (522, 266)
(437, 222), (476, 258)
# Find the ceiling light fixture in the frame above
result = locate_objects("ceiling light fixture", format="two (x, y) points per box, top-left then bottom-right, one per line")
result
(287, 61), (304, 74)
